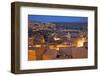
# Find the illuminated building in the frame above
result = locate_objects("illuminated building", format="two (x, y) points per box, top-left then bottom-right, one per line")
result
(28, 21), (88, 60)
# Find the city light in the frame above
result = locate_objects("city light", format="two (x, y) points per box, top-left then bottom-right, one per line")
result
(77, 38), (86, 47)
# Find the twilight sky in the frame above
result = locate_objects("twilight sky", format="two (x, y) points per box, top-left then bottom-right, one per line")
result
(28, 15), (88, 23)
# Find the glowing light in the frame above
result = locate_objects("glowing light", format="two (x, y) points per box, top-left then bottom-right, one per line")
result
(49, 45), (59, 50)
(77, 38), (86, 47)
(35, 45), (41, 47)
(29, 45), (32, 47)
(55, 48), (59, 50)
(53, 37), (60, 40)
(57, 45), (67, 48)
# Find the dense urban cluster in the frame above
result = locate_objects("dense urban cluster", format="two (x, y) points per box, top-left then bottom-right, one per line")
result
(28, 21), (88, 60)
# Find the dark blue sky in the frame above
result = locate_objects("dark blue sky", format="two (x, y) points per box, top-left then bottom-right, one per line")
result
(28, 15), (88, 23)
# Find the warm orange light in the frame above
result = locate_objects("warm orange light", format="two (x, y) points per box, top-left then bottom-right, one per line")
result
(57, 45), (67, 48)
(77, 38), (86, 47)
(49, 45), (59, 50)
(35, 45), (41, 47)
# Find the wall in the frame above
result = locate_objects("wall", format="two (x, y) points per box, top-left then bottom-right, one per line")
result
(0, 0), (100, 76)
